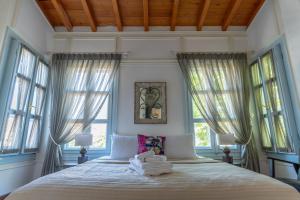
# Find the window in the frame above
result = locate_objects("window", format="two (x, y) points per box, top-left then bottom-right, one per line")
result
(64, 70), (115, 151)
(0, 45), (49, 154)
(251, 49), (294, 153)
(190, 97), (237, 151)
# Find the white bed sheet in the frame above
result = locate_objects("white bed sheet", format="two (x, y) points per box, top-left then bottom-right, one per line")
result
(6, 157), (300, 200)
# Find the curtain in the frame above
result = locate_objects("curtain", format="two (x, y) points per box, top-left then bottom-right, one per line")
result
(177, 53), (260, 172)
(42, 53), (121, 175)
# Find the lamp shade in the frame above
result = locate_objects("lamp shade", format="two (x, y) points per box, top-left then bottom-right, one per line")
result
(217, 134), (237, 146)
(75, 134), (93, 146)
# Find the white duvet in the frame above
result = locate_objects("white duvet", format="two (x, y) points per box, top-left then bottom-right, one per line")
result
(6, 157), (300, 200)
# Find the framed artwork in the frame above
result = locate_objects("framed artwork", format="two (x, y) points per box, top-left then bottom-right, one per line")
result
(134, 82), (167, 124)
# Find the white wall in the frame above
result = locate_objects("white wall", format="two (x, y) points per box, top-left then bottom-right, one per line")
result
(247, 0), (300, 179)
(48, 32), (247, 138)
(118, 62), (185, 136)
(0, 0), (53, 196)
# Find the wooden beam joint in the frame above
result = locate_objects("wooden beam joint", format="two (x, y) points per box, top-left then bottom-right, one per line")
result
(81, 0), (97, 32)
(246, 0), (265, 27)
(51, 0), (72, 32)
(222, 0), (242, 31)
(171, 0), (180, 31)
(143, 0), (149, 31)
(197, 0), (211, 31)
(111, 0), (123, 32)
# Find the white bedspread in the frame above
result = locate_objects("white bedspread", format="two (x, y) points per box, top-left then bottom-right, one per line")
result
(6, 158), (300, 200)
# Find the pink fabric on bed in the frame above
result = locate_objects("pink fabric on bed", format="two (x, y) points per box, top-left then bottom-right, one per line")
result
(137, 134), (166, 155)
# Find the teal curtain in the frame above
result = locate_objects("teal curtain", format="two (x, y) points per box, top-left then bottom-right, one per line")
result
(177, 53), (260, 172)
(42, 53), (121, 175)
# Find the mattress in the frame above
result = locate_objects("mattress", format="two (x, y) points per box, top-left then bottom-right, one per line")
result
(6, 157), (300, 200)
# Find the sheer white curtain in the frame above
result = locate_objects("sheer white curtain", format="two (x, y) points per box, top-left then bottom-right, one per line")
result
(177, 53), (260, 172)
(42, 54), (121, 175)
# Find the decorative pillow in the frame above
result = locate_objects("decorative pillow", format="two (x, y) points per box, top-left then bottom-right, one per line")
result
(110, 134), (138, 160)
(165, 135), (197, 159)
(137, 134), (166, 155)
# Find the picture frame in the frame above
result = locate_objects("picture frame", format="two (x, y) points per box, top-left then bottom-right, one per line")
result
(134, 82), (167, 124)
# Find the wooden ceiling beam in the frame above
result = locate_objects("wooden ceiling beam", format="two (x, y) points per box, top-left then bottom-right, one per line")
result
(80, 0), (97, 32)
(143, 0), (149, 31)
(222, 0), (242, 31)
(197, 0), (211, 31)
(170, 0), (180, 31)
(246, 0), (265, 27)
(111, 0), (123, 32)
(50, 0), (72, 31)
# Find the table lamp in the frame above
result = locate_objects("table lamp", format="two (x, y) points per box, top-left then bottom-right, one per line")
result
(217, 133), (236, 164)
(75, 133), (93, 164)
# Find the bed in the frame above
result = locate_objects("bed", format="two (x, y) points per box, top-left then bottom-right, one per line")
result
(6, 156), (300, 200)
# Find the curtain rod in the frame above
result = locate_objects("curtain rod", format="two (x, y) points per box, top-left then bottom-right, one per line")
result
(46, 51), (130, 58)
(171, 51), (247, 56)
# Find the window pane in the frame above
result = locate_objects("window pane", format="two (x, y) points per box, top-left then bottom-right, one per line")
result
(36, 62), (48, 86)
(31, 87), (45, 115)
(65, 123), (84, 149)
(261, 52), (275, 80)
(17, 48), (35, 78)
(67, 93), (85, 119)
(215, 94), (235, 119)
(273, 114), (291, 151)
(260, 117), (272, 148)
(95, 97), (109, 120)
(90, 123), (107, 149)
(93, 70), (111, 92)
(194, 123), (211, 147)
(1, 114), (22, 152)
(254, 88), (267, 115)
(67, 68), (88, 91)
(10, 77), (30, 111)
(192, 101), (202, 119)
(266, 81), (282, 112)
(251, 62), (262, 86)
(25, 118), (40, 149)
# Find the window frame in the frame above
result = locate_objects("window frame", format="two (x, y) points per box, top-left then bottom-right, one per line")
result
(249, 36), (300, 158)
(184, 83), (241, 160)
(62, 68), (119, 162)
(0, 28), (50, 158)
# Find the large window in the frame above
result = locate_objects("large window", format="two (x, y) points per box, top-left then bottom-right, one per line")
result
(0, 45), (49, 154)
(64, 70), (115, 151)
(251, 50), (294, 153)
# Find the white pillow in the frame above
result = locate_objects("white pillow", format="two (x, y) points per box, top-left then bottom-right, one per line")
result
(110, 134), (138, 160)
(165, 135), (197, 159)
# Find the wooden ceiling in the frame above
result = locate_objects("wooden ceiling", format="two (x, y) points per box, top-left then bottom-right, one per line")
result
(36, 0), (265, 32)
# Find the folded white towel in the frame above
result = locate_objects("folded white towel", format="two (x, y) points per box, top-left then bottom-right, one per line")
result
(129, 160), (172, 176)
(145, 155), (167, 163)
(129, 164), (172, 176)
(134, 151), (155, 161)
(129, 158), (172, 171)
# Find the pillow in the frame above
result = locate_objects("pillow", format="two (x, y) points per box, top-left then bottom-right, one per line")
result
(137, 134), (166, 155)
(110, 134), (138, 160)
(165, 135), (197, 159)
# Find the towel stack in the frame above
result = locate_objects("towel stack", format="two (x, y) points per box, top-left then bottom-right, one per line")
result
(129, 151), (173, 176)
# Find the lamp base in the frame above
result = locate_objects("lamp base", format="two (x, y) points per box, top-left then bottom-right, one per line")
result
(78, 156), (88, 164)
(222, 148), (233, 164)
